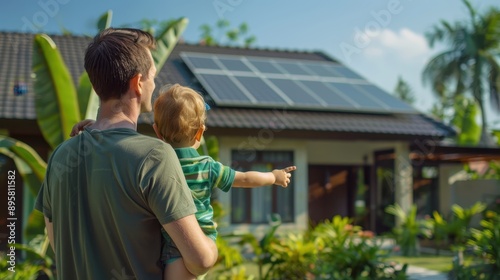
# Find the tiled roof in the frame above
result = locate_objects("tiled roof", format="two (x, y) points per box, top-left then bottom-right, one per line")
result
(0, 32), (455, 139)
(204, 108), (453, 138)
(0, 32), (89, 120)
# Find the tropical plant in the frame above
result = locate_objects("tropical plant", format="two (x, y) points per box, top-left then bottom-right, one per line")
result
(446, 202), (487, 269)
(385, 204), (429, 256)
(464, 160), (500, 179)
(238, 214), (282, 280)
(428, 211), (451, 255)
(447, 202), (487, 246)
(493, 129), (500, 145)
(393, 76), (415, 105)
(422, 0), (500, 146)
(450, 211), (500, 279)
(468, 212), (500, 273)
(0, 234), (54, 280)
(311, 216), (407, 279)
(450, 96), (481, 145)
(266, 233), (318, 280)
(205, 201), (246, 279)
(199, 19), (256, 47)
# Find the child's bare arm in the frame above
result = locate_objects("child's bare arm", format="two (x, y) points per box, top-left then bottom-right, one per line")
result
(233, 166), (296, 188)
(70, 119), (95, 136)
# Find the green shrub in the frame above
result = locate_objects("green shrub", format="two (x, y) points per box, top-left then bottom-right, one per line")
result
(0, 234), (54, 280)
(385, 204), (428, 256)
(311, 216), (408, 280)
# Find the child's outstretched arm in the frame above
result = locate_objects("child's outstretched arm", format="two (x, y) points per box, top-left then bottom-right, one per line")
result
(70, 119), (95, 136)
(233, 166), (296, 188)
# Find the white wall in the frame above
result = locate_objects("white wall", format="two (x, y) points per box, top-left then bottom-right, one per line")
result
(306, 140), (398, 165)
(438, 164), (464, 216)
(451, 179), (500, 227)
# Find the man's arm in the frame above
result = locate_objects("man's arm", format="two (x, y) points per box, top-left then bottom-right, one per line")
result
(163, 214), (218, 276)
(44, 217), (55, 253)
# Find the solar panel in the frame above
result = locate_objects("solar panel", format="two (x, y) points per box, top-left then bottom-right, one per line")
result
(269, 79), (322, 106)
(180, 52), (418, 114)
(185, 56), (220, 70)
(303, 64), (337, 77)
(299, 81), (355, 108)
(275, 62), (311, 76)
(218, 58), (252, 72)
(248, 60), (282, 74)
(357, 84), (415, 112)
(235, 77), (289, 105)
(329, 65), (364, 80)
(198, 74), (253, 103)
(327, 83), (387, 110)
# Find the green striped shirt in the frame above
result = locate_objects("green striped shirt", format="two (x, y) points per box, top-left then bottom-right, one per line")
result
(174, 147), (235, 240)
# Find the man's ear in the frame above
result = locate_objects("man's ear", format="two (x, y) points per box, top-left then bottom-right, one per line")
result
(152, 123), (163, 140)
(129, 73), (142, 95)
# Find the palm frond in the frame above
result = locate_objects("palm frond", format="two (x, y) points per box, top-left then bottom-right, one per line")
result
(485, 55), (500, 112)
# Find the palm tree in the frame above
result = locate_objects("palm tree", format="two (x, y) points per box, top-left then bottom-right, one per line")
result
(422, 0), (500, 146)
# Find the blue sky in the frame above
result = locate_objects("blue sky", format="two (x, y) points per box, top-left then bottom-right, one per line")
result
(2, 0), (500, 128)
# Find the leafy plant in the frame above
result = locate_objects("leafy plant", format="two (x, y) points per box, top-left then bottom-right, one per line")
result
(199, 19), (256, 47)
(266, 233), (318, 280)
(0, 234), (54, 280)
(464, 161), (500, 180)
(428, 211), (450, 255)
(311, 216), (408, 280)
(207, 201), (245, 278)
(450, 211), (500, 279)
(238, 214), (282, 280)
(385, 204), (428, 256)
(447, 202), (486, 246)
(423, 0), (500, 145)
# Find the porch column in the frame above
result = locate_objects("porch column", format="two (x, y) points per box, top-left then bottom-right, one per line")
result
(394, 142), (413, 225)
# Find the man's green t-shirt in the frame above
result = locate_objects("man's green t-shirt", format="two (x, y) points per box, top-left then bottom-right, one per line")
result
(35, 128), (196, 279)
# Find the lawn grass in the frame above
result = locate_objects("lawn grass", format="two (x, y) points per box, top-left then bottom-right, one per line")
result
(384, 254), (453, 272)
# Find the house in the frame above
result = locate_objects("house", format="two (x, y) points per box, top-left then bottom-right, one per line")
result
(1, 32), (499, 244)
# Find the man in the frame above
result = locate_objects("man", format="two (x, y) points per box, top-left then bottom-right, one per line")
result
(35, 28), (217, 279)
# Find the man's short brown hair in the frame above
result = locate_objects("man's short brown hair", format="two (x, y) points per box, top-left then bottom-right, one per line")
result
(84, 28), (156, 101)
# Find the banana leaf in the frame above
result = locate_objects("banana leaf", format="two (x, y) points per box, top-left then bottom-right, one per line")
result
(152, 17), (189, 71)
(77, 72), (100, 120)
(0, 136), (46, 188)
(33, 34), (80, 149)
(0, 136), (47, 240)
(97, 10), (113, 32)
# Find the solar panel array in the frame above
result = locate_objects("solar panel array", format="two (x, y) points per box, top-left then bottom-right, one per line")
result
(180, 52), (417, 114)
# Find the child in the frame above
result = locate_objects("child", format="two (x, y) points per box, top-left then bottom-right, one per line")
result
(71, 84), (296, 279)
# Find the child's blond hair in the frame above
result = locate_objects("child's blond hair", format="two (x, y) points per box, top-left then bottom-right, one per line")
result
(153, 84), (207, 145)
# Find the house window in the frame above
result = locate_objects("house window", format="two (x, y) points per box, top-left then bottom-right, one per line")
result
(230, 150), (294, 224)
